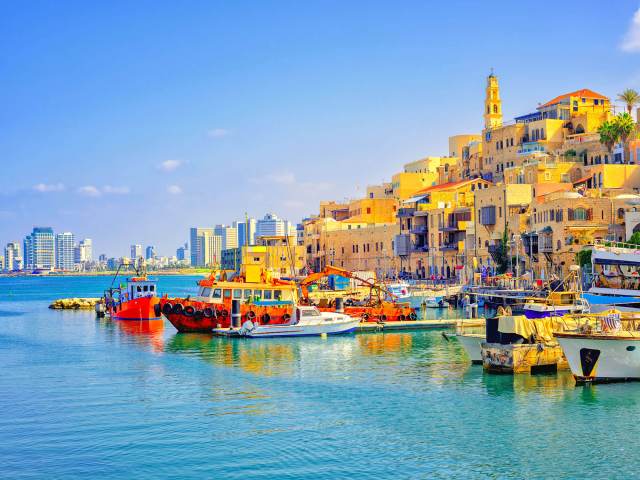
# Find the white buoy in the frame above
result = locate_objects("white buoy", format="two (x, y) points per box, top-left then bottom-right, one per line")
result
(320, 332), (328, 339)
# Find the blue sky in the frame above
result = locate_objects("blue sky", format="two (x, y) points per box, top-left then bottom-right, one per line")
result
(1, 1), (640, 257)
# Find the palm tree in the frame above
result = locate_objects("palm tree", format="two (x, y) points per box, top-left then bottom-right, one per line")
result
(613, 112), (637, 163)
(617, 88), (640, 115)
(598, 120), (619, 154)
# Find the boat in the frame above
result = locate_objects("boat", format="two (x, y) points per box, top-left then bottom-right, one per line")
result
(424, 297), (449, 308)
(238, 305), (359, 338)
(457, 332), (484, 364)
(556, 310), (640, 383)
(159, 270), (298, 333)
(523, 291), (590, 319)
(103, 266), (160, 321)
(583, 241), (640, 313)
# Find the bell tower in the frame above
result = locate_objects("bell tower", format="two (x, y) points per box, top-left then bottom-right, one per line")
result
(484, 70), (503, 130)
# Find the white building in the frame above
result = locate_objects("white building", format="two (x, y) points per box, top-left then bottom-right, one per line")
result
(130, 244), (143, 260)
(256, 213), (291, 239)
(24, 227), (55, 270)
(55, 232), (75, 271)
(190, 228), (222, 267)
(215, 225), (238, 250)
(4, 242), (22, 271)
(235, 218), (257, 246)
(74, 239), (92, 264)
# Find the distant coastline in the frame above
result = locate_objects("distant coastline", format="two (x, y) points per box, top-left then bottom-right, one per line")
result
(0, 270), (209, 278)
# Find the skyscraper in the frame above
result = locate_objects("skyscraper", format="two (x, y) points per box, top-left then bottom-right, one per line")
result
(4, 242), (22, 271)
(74, 239), (92, 264)
(55, 232), (75, 271)
(130, 244), (142, 260)
(236, 218), (257, 247)
(24, 227), (55, 270)
(176, 242), (190, 263)
(256, 213), (289, 238)
(145, 245), (156, 260)
(190, 228), (212, 266)
(215, 224), (238, 250)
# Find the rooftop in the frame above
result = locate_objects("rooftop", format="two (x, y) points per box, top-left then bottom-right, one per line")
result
(539, 89), (608, 109)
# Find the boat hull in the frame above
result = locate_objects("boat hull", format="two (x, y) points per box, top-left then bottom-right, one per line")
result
(110, 296), (160, 321)
(523, 305), (582, 319)
(243, 319), (360, 338)
(557, 334), (640, 382)
(457, 334), (484, 364)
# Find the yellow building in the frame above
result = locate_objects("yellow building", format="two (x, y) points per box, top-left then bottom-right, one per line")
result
(223, 235), (306, 280)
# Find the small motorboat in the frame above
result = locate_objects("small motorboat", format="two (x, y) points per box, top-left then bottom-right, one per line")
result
(103, 266), (160, 321)
(456, 332), (484, 364)
(238, 305), (359, 338)
(424, 297), (449, 308)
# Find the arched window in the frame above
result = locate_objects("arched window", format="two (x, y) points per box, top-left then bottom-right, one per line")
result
(575, 124), (585, 134)
(487, 105), (490, 114)
(557, 240), (561, 250)
(598, 172), (603, 188)
(574, 208), (588, 221)
(540, 128), (545, 139)
(493, 104), (498, 114)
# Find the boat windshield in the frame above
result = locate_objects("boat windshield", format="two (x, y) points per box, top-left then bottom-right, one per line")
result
(199, 287), (212, 298)
(300, 308), (321, 317)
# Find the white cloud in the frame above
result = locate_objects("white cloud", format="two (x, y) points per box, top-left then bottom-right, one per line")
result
(621, 7), (640, 52)
(33, 183), (65, 193)
(167, 185), (182, 195)
(103, 185), (130, 195)
(249, 171), (296, 185)
(207, 128), (230, 138)
(77, 185), (101, 197)
(158, 159), (182, 172)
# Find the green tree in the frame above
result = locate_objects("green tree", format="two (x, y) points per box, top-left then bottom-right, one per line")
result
(629, 231), (640, 245)
(576, 249), (591, 267)
(617, 88), (640, 114)
(598, 120), (619, 154)
(613, 112), (636, 145)
(495, 228), (510, 274)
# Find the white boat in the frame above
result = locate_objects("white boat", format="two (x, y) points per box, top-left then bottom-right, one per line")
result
(523, 292), (590, 319)
(556, 310), (640, 382)
(238, 306), (360, 338)
(457, 332), (484, 364)
(424, 297), (449, 308)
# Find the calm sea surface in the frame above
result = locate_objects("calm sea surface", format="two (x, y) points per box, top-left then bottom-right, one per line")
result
(1, 275), (639, 479)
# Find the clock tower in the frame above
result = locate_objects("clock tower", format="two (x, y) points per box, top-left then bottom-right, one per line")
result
(484, 71), (503, 130)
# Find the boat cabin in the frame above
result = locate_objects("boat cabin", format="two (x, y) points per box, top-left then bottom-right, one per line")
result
(127, 277), (158, 300)
(196, 282), (297, 305)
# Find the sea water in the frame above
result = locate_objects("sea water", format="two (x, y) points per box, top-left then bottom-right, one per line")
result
(1, 275), (638, 479)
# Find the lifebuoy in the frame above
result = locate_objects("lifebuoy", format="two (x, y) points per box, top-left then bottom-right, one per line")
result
(362, 313), (370, 321)
(184, 305), (195, 317)
(203, 307), (214, 318)
(409, 312), (417, 321)
(261, 313), (271, 324)
(172, 303), (184, 315)
(220, 309), (228, 318)
(154, 303), (161, 317)
(162, 303), (173, 315)
(282, 313), (291, 322)
(246, 311), (256, 321)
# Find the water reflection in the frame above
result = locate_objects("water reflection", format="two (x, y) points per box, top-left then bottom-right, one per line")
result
(97, 318), (165, 352)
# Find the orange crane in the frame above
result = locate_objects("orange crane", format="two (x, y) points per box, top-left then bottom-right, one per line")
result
(298, 266), (416, 322)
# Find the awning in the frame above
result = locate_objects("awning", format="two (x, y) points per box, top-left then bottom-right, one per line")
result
(402, 194), (428, 204)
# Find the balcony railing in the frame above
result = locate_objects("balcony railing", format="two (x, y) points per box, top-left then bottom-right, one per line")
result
(410, 225), (428, 234)
(412, 244), (429, 253)
(397, 207), (416, 218)
(439, 222), (460, 232)
(539, 242), (553, 253)
(440, 243), (459, 252)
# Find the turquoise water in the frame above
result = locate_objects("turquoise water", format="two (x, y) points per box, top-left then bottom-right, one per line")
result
(1, 275), (639, 479)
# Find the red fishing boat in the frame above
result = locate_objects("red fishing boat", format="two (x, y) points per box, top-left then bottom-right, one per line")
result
(103, 267), (161, 321)
(159, 270), (298, 333)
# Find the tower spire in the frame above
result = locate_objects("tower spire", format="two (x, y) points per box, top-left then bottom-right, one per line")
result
(484, 71), (502, 129)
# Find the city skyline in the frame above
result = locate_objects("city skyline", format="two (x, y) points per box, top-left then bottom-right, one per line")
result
(1, 2), (639, 254)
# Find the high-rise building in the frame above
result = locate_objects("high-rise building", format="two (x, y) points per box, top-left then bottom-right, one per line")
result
(145, 245), (156, 260)
(236, 218), (257, 246)
(4, 242), (22, 271)
(130, 244), (142, 260)
(24, 227), (55, 270)
(190, 228), (212, 266)
(55, 232), (75, 271)
(202, 232), (222, 267)
(176, 242), (190, 263)
(74, 239), (92, 264)
(256, 213), (288, 239)
(215, 224), (238, 250)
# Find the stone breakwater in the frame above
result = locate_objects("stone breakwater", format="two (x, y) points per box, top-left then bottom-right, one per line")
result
(49, 298), (101, 310)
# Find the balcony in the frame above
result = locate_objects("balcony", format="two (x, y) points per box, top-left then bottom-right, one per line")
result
(539, 242), (553, 253)
(412, 243), (429, 253)
(410, 225), (428, 234)
(439, 222), (461, 232)
(440, 243), (459, 252)
(397, 207), (416, 218)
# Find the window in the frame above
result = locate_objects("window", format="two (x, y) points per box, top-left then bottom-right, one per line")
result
(253, 289), (262, 299)
(263, 290), (273, 300)
(366, 207), (371, 214)
(244, 289), (252, 299)
(380, 242), (384, 250)
(143, 285), (148, 292)
(573, 100), (578, 112)
(223, 289), (232, 299)
(149, 285), (155, 292)
(574, 208), (588, 221)
(274, 290), (282, 300)
(499, 206), (502, 218)
(594, 99), (599, 105)
(618, 208), (626, 220)
(493, 104), (498, 114)
(233, 289), (242, 299)
(212, 289), (222, 299)
(137, 286), (142, 292)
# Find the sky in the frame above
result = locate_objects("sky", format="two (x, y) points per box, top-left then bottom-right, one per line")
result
(1, 1), (640, 257)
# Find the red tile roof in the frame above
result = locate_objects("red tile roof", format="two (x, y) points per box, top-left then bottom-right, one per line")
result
(539, 89), (609, 109)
